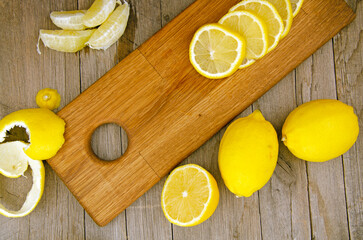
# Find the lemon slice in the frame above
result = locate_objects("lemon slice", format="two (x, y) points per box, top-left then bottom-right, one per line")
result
(36, 88), (61, 110)
(265, 0), (293, 38)
(230, 0), (284, 53)
(38, 29), (95, 53)
(82, 0), (117, 28)
(0, 141), (45, 218)
(0, 108), (65, 160)
(161, 164), (219, 227)
(0, 141), (29, 178)
(219, 11), (268, 69)
(290, 0), (304, 17)
(50, 10), (87, 30)
(87, 2), (130, 50)
(189, 23), (246, 79)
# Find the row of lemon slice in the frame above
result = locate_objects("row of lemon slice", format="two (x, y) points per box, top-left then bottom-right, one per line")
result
(189, 0), (304, 79)
(38, 0), (130, 53)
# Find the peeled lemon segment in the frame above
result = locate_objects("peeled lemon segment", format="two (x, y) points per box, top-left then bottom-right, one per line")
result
(0, 144), (45, 218)
(230, 0), (284, 53)
(189, 23), (246, 79)
(291, 0), (304, 17)
(39, 29), (95, 53)
(36, 88), (61, 110)
(87, 2), (130, 50)
(219, 11), (268, 69)
(266, 0), (293, 38)
(50, 10), (87, 30)
(0, 141), (29, 178)
(82, 0), (117, 28)
(161, 164), (219, 227)
(218, 110), (279, 197)
(0, 108), (65, 160)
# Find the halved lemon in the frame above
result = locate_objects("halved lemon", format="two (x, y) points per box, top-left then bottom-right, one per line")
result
(265, 0), (293, 38)
(219, 11), (268, 69)
(290, 0), (304, 17)
(161, 164), (219, 227)
(230, 0), (284, 53)
(87, 2), (130, 50)
(50, 10), (87, 30)
(82, 0), (117, 28)
(189, 23), (246, 79)
(0, 141), (45, 218)
(38, 29), (95, 53)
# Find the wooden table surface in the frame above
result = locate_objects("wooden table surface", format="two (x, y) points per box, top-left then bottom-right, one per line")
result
(0, 0), (362, 239)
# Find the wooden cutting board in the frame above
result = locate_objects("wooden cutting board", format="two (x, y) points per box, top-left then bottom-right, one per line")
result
(47, 0), (355, 226)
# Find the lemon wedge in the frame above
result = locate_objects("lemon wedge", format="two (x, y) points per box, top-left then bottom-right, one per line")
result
(189, 23), (246, 79)
(219, 11), (268, 69)
(82, 0), (117, 28)
(0, 141), (29, 178)
(39, 29), (95, 53)
(0, 108), (65, 160)
(266, 0), (293, 38)
(50, 10), (87, 30)
(36, 88), (61, 110)
(161, 164), (219, 227)
(290, 0), (304, 17)
(0, 141), (45, 218)
(230, 0), (284, 53)
(87, 2), (130, 50)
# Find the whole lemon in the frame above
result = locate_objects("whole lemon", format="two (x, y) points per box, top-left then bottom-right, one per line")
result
(282, 99), (359, 162)
(218, 110), (278, 197)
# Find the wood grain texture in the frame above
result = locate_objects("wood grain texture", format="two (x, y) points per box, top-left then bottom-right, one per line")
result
(45, 0), (356, 226)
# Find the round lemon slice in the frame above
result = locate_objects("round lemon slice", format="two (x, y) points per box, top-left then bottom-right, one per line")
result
(189, 23), (246, 79)
(230, 0), (284, 53)
(0, 141), (45, 218)
(265, 0), (293, 38)
(82, 0), (117, 28)
(50, 10), (87, 30)
(219, 11), (268, 69)
(38, 29), (95, 53)
(87, 2), (130, 50)
(161, 164), (219, 227)
(290, 0), (304, 17)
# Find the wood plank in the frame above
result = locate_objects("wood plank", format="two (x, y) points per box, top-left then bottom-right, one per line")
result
(296, 41), (350, 240)
(333, 1), (363, 238)
(0, 0), (84, 238)
(255, 72), (311, 240)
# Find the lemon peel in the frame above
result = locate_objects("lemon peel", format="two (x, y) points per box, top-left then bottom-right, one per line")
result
(36, 88), (61, 110)
(0, 108), (65, 160)
(0, 141), (29, 178)
(0, 141), (45, 218)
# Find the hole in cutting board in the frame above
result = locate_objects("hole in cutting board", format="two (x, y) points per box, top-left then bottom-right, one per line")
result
(91, 123), (128, 161)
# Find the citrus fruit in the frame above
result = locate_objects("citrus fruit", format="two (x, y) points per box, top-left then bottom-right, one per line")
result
(82, 0), (117, 28)
(189, 23), (246, 79)
(0, 141), (29, 178)
(290, 0), (304, 17)
(0, 108), (65, 160)
(161, 164), (219, 227)
(38, 29), (95, 53)
(50, 10), (87, 30)
(229, 0), (284, 53)
(282, 99), (359, 162)
(265, 0), (293, 38)
(87, 2), (130, 50)
(218, 11), (268, 69)
(218, 110), (279, 197)
(36, 88), (61, 110)
(0, 141), (45, 218)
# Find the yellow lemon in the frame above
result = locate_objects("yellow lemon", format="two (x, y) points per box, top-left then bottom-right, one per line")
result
(0, 141), (45, 218)
(0, 108), (65, 160)
(36, 88), (61, 110)
(161, 164), (219, 227)
(282, 99), (359, 162)
(218, 110), (278, 197)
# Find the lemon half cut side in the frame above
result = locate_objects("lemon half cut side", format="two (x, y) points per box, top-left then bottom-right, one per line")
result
(0, 141), (45, 218)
